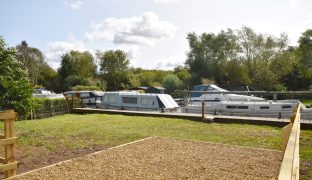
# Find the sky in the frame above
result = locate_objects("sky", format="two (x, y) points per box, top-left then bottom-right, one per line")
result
(1, 0), (312, 70)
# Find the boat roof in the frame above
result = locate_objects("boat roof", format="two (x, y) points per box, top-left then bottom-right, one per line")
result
(192, 84), (228, 97)
(103, 91), (179, 108)
(193, 84), (228, 92)
(64, 91), (104, 94)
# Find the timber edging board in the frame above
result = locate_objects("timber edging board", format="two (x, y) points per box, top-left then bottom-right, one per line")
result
(278, 104), (301, 180)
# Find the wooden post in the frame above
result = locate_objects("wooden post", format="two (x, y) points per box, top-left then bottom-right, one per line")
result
(49, 101), (53, 117)
(4, 110), (16, 177)
(0, 110), (17, 178)
(202, 101), (205, 121)
(273, 94), (277, 101)
(71, 94), (74, 110)
(65, 97), (70, 113)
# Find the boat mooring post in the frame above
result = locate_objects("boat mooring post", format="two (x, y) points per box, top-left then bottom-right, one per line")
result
(202, 101), (205, 121)
(273, 93), (277, 101)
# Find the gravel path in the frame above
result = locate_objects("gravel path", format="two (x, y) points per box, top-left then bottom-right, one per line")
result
(12, 137), (282, 180)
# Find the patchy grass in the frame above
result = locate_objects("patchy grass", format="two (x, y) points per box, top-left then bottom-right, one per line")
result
(9, 114), (283, 151)
(300, 130), (312, 179)
(301, 99), (312, 107)
(0, 114), (311, 178)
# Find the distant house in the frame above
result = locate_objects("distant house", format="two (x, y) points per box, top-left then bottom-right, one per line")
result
(129, 86), (149, 91)
(146, 86), (166, 94)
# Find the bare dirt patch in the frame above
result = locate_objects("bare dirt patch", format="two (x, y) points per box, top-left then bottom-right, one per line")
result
(12, 137), (282, 180)
(15, 146), (105, 174)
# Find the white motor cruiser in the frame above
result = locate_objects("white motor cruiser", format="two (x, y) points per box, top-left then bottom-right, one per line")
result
(189, 84), (264, 104)
(184, 84), (312, 119)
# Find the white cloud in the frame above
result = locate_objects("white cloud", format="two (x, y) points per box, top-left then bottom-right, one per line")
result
(152, 0), (179, 4)
(123, 46), (142, 60)
(290, 0), (300, 9)
(63, 0), (83, 10)
(153, 53), (185, 70)
(45, 38), (86, 69)
(85, 12), (177, 45)
(306, 14), (312, 29)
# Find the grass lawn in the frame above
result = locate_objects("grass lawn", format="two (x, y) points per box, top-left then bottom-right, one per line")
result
(0, 114), (311, 178)
(301, 99), (312, 106)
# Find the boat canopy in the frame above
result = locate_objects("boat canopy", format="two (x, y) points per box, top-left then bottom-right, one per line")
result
(191, 84), (228, 97)
(157, 94), (179, 109)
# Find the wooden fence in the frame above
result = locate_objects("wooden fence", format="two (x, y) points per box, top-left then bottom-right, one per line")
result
(279, 104), (301, 180)
(0, 110), (17, 178)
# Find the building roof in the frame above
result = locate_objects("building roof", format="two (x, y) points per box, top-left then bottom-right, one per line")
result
(149, 86), (166, 90)
(129, 86), (149, 90)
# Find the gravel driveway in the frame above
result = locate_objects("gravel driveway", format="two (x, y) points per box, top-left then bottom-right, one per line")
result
(11, 137), (282, 180)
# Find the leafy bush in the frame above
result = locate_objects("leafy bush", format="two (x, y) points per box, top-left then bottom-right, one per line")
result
(162, 74), (183, 94)
(30, 97), (68, 119)
(0, 36), (33, 115)
(71, 85), (101, 91)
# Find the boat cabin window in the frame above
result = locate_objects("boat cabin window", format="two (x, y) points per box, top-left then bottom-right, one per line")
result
(141, 98), (154, 105)
(89, 92), (96, 97)
(122, 97), (137, 104)
(260, 106), (270, 109)
(282, 105), (292, 109)
(226, 106), (248, 109)
(80, 92), (90, 98)
(226, 106), (236, 109)
(104, 95), (117, 103)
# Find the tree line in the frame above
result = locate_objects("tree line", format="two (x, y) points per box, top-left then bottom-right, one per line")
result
(186, 27), (312, 91)
(1, 26), (312, 114)
(11, 43), (189, 94)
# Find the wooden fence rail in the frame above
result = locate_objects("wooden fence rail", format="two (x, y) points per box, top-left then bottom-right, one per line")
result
(0, 110), (17, 178)
(279, 104), (301, 180)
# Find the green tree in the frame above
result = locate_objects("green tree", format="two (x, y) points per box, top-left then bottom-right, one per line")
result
(185, 26), (293, 90)
(0, 37), (33, 114)
(16, 41), (57, 87)
(96, 50), (133, 90)
(58, 50), (97, 91)
(237, 27), (289, 89)
(185, 29), (240, 86)
(296, 30), (312, 80)
(162, 74), (183, 94)
(224, 59), (250, 86)
(173, 66), (191, 89)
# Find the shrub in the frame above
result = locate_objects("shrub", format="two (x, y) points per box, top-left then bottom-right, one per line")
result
(30, 97), (68, 119)
(71, 85), (101, 91)
(0, 37), (33, 115)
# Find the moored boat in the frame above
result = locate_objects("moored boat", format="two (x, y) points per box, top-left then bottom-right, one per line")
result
(96, 91), (179, 111)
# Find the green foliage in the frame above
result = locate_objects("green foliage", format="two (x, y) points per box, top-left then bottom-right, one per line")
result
(30, 97), (67, 118)
(16, 41), (57, 87)
(296, 30), (312, 87)
(173, 66), (191, 88)
(0, 36), (33, 114)
(131, 68), (170, 87)
(71, 85), (101, 91)
(273, 84), (287, 91)
(162, 74), (183, 94)
(97, 50), (134, 90)
(186, 26), (294, 90)
(58, 50), (97, 91)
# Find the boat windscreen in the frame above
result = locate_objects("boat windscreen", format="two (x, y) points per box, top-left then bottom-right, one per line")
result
(93, 91), (104, 96)
(156, 94), (179, 108)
